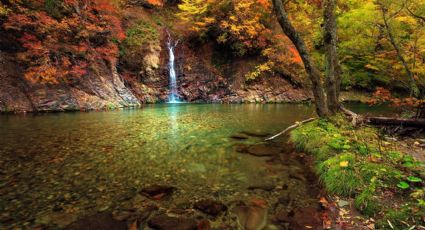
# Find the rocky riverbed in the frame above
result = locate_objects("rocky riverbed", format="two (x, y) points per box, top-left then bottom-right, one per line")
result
(0, 132), (329, 230)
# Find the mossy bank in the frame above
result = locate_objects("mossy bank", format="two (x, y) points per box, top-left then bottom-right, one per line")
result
(290, 117), (425, 229)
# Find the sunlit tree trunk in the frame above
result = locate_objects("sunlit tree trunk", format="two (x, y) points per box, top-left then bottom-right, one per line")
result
(324, 0), (341, 114)
(272, 0), (329, 117)
(379, 3), (419, 97)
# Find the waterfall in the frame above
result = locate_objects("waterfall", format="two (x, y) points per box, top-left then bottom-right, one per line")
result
(167, 34), (181, 103)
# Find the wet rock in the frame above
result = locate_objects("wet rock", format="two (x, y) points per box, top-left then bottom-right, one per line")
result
(140, 185), (175, 199)
(248, 182), (276, 191)
(148, 214), (198, 230)
(194, 199), (227, 216)
(338, 200), (349, 207)
(66, 212), (126, 230)
(232, 199), (268, 230)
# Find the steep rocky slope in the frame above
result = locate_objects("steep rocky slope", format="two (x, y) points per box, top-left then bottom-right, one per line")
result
(0, 3), (310, 113)
(0, 51), (140, 113)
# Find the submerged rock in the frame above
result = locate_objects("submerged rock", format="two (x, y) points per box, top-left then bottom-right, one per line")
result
(36, 212), (78, 228)
(148, 214), (198, 230)
(248, 182), (276, 192)
(232, 199), (268, 230)
(230, 134), (249, 140)
(66, 212), (126, 230)
(194, 199), (227, 217)
(140, 185), (175, 200)
(240, 131), (271, 138)
(236, 144), (282, 157)
(273, 209), (294, 223)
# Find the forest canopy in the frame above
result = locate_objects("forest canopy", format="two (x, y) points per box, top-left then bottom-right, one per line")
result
(177, 0), (425, 95)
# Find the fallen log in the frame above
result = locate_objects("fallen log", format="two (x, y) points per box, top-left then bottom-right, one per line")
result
(265, 118), (316, 141)
(368, 117), (425, 128)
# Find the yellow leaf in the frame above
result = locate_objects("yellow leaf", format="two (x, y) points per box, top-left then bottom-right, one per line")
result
(340, 161), (349, 167)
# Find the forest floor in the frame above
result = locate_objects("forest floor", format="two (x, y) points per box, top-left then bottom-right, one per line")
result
(290, 116), (425, 229)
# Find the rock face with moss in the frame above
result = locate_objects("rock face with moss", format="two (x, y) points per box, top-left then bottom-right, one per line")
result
(290, 117), (425, 229)
(0, 52), (140, 112)
(0, 3), (310, 113)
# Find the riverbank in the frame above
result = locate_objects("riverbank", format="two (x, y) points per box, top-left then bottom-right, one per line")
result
(290, 116), (425, 229)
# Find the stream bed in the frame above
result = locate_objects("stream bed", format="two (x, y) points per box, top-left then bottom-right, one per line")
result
(0, 104), (394, 229)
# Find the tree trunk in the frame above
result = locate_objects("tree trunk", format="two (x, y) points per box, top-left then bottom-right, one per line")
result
(324, 0), (340, 114)
(379, 4), (419, 97)
(272, 0), (329, 117)
(368, 117), (425, 127)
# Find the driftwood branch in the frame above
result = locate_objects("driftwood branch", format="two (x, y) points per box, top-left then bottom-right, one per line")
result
(265, 118), (317, 141)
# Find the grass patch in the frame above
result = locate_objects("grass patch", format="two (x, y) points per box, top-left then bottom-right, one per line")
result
(291, 115), (425, 228)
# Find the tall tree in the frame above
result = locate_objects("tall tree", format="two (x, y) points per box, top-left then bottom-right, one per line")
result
(378, 1), (419, 97)
(272, 0), (329, 117)
(324, 0), (341, 114)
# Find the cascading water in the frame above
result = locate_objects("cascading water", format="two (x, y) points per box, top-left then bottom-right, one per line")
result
(167, 34), (181, 103)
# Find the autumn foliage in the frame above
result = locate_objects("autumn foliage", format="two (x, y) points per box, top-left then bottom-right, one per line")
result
(369, 87), (425, 109)
(2, 0), (125, 84)
(178, 0), (304, 80)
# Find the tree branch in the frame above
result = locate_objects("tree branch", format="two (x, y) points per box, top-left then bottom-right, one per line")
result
(265, 118), (317, 141)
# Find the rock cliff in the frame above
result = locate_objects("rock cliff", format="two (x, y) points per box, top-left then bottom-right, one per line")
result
(0, 4), (310, 113)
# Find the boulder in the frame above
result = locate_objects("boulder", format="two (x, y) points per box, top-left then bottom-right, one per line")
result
(66, 212), (126, 230)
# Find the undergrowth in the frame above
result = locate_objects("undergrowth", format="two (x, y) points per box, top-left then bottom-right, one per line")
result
(291, 115), (425, 229)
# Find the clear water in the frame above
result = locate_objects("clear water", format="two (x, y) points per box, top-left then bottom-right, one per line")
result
(0, 104), (393, 228)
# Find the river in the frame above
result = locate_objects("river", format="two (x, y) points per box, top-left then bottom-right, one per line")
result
(0, 103), (394, 229)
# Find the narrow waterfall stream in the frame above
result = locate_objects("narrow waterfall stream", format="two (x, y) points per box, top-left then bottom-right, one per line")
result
(167, 34), (181, 103)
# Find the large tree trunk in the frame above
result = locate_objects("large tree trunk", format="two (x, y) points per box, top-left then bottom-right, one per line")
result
(379, 3), (419, 97)
(272, 0), (328, 117)
(324, 0), (341, 114)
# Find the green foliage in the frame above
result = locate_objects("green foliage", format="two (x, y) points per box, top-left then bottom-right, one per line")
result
(407, 176), (422, 183)
(354, 177), (381, 216)
(124, 21), (159, 48)
(397, 181), (410, 189)
(318, 153), (361, 196)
